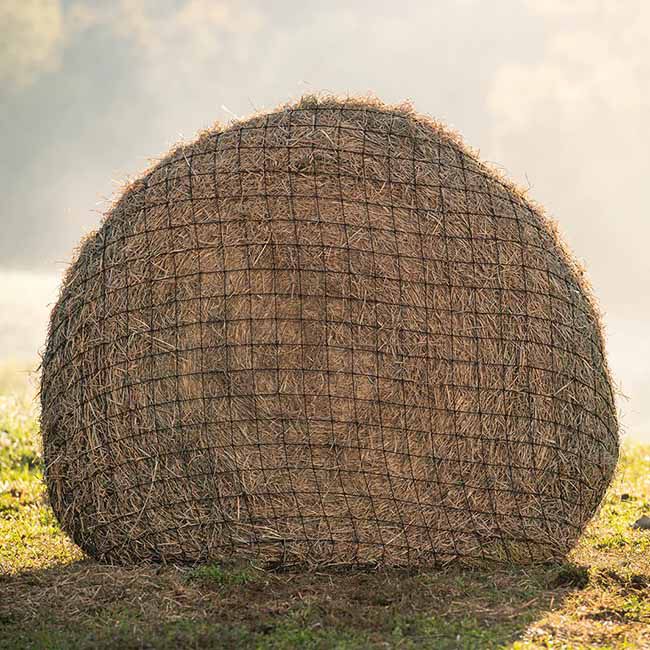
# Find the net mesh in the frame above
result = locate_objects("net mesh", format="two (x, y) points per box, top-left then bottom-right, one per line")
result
(41, 97), (619, 566)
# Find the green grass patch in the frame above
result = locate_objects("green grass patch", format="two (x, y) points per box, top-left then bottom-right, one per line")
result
(186, 562), (257, 587)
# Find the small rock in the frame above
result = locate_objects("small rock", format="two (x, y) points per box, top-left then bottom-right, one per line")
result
(632, 515), (650, 530)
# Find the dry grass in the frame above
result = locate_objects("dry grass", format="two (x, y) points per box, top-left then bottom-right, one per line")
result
(40, 95), (618, 567)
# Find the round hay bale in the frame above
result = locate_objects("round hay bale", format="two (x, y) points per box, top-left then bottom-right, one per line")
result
(41, 96), (619, 566)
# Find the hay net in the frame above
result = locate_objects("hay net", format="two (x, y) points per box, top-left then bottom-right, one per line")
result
(41, 96), (619, 567)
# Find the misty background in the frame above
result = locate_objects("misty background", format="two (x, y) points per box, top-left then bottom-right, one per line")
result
(1, 0), (648, 438)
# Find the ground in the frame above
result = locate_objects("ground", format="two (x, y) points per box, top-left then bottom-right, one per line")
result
(1, 367), (649, 649)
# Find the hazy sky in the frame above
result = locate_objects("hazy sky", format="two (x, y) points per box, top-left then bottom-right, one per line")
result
(1, 0), (649, 436)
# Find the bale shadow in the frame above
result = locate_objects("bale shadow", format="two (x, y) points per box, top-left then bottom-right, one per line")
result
(0, 557), (587, 648)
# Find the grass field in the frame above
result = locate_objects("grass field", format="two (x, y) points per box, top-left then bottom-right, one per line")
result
(1, 369), (649, 649)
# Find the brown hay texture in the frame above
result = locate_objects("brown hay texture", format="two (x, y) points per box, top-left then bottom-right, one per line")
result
(40, 96), (619, 567)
